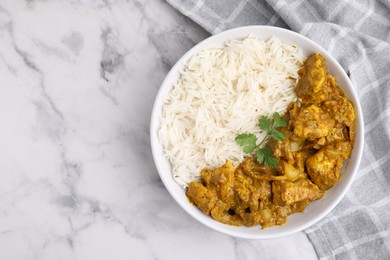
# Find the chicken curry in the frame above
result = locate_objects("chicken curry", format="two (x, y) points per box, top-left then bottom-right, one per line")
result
(185, 53), (355, 228)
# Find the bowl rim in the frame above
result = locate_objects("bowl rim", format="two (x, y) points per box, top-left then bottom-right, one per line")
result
(150, 25), (364, 239)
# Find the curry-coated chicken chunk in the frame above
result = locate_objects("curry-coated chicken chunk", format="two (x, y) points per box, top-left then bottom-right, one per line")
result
(210, 204), (245, 226)
(204, 161), (234, 203)
(295, 53), (329, 103)
(322, 75), (355, 127)
(186, 161), (235, 215)
(323, 95), (355, 127)
(272, 179), (323, 206)
(306, 141), (352, 190)
(290, 105), (334, 141)
(186, 182), (216, 214)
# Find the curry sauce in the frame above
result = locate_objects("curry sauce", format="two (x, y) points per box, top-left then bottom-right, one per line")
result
(186, 53), (356, 228)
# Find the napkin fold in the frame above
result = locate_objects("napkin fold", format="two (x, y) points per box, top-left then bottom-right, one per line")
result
(167, 0), (390, 258)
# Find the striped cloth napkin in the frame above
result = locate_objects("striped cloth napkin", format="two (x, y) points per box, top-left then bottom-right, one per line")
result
(166, 0), (390, 259)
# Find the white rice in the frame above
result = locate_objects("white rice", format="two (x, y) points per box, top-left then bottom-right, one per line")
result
(158, 36), (305, 188)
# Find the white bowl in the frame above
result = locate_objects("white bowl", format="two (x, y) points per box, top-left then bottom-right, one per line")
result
(150, 26), (364, 239)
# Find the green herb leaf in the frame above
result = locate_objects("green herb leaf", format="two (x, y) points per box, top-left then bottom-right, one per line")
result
(236, 113), (286, 169)
(269, 130), (286, 141)
(256, 149), (265, 164)
(258, 115), (271, 132)
(257, 147), (278, 168)
(272, 112), (288, 128)
(259, 147), (273, 156)
(264, 154), (279, 168)
(235, 134), (257, 154)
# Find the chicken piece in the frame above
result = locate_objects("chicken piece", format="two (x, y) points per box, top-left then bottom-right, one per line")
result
(349, 123), (355, 142)
(245, 179), (273, 226)
(186, 161), (235, 214)
(291, 105), (334, 141)
(210, 204), (245, 226)
(295, 53), (329, 104)
(186, 182), (216, 214)
(312, 123), (349, 149)
(306, 141), (352, 190)
(261, 206), (290, 228)
(290, 199), (311, 213)
(292, 152), (309, 178)
(206, 160), (235, 205)
(326, 74), (345, 99)
(272, 179), (323, 206)
(251, 179), (272, 202)
(321, 74), (355, 127)
(233, 169), (252, 205)
(233, 168), (272, 227)
(239, 211), (262, 227)
(323, 96), (355, 127)
(200, 161), (235, 204)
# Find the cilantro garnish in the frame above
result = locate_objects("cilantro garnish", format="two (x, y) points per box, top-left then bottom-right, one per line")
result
(235, 112), (287, 168)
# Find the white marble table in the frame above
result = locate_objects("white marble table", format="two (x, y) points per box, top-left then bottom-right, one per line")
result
(0, 0), (318, 259)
